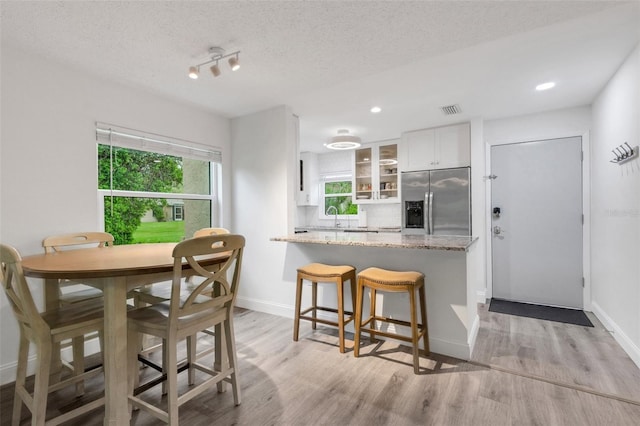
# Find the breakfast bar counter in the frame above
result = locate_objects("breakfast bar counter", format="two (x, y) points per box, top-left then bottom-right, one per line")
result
(272, 231), (476, 251)
(272, 232), (481, 360)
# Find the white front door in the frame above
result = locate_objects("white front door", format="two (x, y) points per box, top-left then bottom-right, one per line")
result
(491, 137), (583, 309)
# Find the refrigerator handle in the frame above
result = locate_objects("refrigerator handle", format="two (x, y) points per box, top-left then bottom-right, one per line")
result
(428, 192), (434, 234)
(424, 192), (429, 233)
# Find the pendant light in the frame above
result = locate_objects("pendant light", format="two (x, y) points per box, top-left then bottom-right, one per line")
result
(325, 129), (362, 150)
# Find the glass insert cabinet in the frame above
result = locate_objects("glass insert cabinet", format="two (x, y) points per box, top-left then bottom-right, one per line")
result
(353, 141), (399, 204)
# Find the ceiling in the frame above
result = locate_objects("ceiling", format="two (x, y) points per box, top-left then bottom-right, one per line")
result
(1, 1), (639, 152)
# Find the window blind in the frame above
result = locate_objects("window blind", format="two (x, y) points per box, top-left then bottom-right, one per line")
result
(95, 122), (222, 163)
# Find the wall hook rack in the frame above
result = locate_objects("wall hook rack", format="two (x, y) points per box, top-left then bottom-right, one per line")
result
(610, 142), (638, 165)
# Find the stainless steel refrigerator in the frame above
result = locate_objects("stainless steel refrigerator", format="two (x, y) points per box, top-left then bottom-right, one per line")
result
(401, 167), (471, 235)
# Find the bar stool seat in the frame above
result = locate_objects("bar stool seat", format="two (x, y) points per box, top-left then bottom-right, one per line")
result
(294, 263), (356, 353)
(354, 267), (429, 373)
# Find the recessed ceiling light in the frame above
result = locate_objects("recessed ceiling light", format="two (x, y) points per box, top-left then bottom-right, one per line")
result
(536, 82), (555, 91)
(370, 106), (382, 113)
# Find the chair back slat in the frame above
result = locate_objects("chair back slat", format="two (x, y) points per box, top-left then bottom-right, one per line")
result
(169, 234), (244, 322)
(1, 244), (48, 334)
(192, 228), (230, 238)
(42, 232), (114, 253)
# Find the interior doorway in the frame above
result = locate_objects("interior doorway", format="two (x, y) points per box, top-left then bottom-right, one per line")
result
(491, 137), (583, 309)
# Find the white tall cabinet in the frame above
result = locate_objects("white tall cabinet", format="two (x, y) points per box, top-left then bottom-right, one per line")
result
(399, 122), (471, 171)
(353, 140), (400, 204)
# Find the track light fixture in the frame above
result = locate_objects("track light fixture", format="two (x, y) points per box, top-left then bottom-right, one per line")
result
(210, 63), (221, 77)
(188, 46), (240, 79)
(228, 54), (240, 71)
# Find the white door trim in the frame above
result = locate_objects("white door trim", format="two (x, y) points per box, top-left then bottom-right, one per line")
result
(484, 133), (591, 310)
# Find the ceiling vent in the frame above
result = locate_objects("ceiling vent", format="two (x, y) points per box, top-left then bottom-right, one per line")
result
(440, 104), (462, 115)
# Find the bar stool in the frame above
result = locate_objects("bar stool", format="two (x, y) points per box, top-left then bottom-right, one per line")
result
(294, 263), (356, 353)
(354, 267), (429, 373)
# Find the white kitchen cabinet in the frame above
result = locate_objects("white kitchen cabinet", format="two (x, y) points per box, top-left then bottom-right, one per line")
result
(297, 151), (318, 206)
(353, 141), (399, 204)
(399, 122), (470, 171)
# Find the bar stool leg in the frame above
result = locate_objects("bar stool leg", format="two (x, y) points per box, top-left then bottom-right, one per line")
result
(369, 287), (377, 343)
(337, 277), (346, 353)
(311, 282), (318, 330)
(419, 285), (430, 355)
(409, 287), (420, 373)
(354, 278), (364, 357)
(348, 271), (357, 315)
(293, 274), (303, 342)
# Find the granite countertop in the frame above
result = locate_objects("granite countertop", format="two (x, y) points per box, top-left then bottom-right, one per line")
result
(271, 231), (477, 252)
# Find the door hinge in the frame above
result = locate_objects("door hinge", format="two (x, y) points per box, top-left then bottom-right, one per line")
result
(582, 277), (585, 288)
(581, 151), (584, 162)
(582, 214), (584, 225)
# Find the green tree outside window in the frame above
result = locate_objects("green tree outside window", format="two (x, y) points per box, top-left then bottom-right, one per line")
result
(324, 181), (357, 215)
(98, 145), (183, 244)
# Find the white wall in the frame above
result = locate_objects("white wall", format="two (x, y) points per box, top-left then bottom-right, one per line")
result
(590, 44), (640, 367)
(230, 106), (298, 315)
(0, 44), (231, 384)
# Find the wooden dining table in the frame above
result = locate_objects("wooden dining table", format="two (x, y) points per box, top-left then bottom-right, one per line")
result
(20, 242), (229, 425)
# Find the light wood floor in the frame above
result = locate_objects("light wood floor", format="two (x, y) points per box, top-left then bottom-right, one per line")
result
(2, 305), (640, 425)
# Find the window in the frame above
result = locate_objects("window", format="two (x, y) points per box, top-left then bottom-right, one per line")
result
(321, 176), (357, 218)
(173, 204), (184, 221)
(96, 124), (222, 245)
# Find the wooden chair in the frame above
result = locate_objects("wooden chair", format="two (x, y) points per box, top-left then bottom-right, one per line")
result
(1, 243), (105, 426)
(354, 267), (429, 374)
(132, 228), (231, 386)
(127, 234), (244, 424)
(42, 232), (113, 304)
(42, 232), (112, 395)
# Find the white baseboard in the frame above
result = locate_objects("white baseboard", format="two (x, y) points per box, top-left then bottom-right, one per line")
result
(0, 339), (101, 386)
(591, 301), (640, 369)
(476, 289), (487, 304)
(236, 296), (295, 319)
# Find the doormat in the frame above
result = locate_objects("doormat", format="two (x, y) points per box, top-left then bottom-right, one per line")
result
(489, 299), (593, 327)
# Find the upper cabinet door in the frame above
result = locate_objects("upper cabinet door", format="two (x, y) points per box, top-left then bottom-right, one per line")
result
(399, 128), (436, 172)
(435, 123), (470, 169)
(399, 122), (470, 171)
(353, 141), (399, 204)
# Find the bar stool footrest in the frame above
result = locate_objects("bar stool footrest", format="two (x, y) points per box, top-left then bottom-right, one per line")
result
(299, 315), (354, 328)
(300, 306), (354, 317)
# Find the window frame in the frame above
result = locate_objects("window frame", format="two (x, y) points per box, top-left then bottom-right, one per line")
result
(319, 174), (357, 220)
(95, 124), (223, 240)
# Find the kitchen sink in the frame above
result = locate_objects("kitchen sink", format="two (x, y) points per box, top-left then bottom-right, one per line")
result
(343, 229), (378, 233)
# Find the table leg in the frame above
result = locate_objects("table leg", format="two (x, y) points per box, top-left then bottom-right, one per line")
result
(102, 277), (129, 425)
(43, 278), (62, 384)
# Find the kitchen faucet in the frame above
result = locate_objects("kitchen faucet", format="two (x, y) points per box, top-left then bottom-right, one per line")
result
(326, 205), (338, 227)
